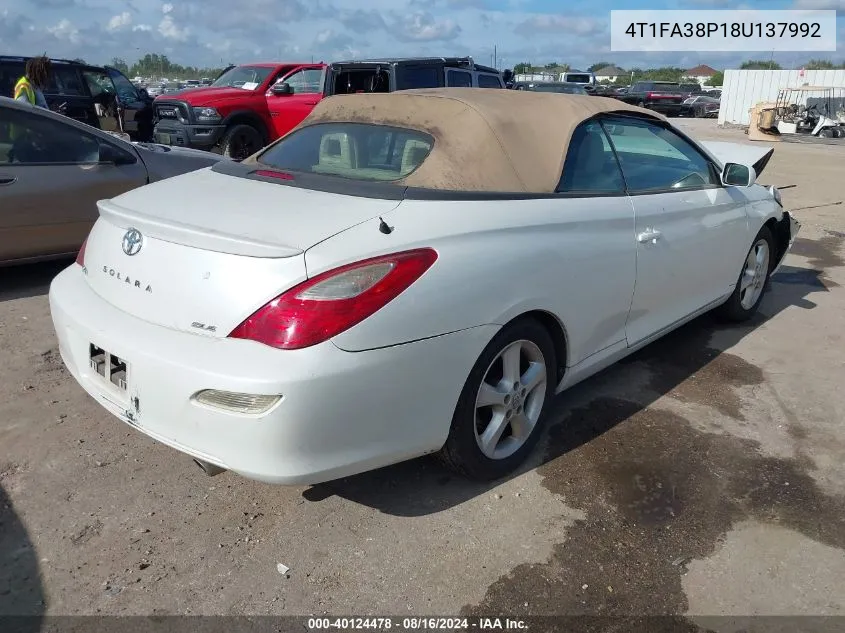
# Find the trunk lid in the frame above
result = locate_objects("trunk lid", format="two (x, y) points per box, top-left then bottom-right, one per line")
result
(85, 167), (401, 336)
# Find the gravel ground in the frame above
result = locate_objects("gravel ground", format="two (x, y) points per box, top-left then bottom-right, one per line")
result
(2, 119), (844, 628)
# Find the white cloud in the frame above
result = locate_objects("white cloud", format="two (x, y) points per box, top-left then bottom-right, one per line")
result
(158, 14), (188, 41)
(46, 18), (81, 44)
(132, 24), (152, 32)
(107, 12), (133, 31)
(394, 11), (461, 42)
(162, 2), (174, 14)
(513, 14), (605, 38)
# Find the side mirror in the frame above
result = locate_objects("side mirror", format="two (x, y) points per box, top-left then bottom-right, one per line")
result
(272, 82), (293, 96)
(722, 162), (755, 187)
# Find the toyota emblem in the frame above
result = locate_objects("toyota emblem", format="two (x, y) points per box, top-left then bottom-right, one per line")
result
(122, 228), (143, 256)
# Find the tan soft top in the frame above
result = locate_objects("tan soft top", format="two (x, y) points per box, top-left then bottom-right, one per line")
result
(296, 88), (663, 193)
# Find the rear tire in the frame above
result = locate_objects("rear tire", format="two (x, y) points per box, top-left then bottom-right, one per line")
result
(438, 318), (556, 481)
(714, 226), (774, 322)
(221, 124), (264, 160)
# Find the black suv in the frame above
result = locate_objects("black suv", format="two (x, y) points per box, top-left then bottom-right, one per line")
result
(324, 57), (505, 94)
(0, 56), (154, 141)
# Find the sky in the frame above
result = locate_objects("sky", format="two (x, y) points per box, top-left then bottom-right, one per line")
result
(1, 0), (844, 71)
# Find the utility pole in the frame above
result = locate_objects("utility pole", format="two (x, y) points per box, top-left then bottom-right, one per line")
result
(494, 45), (497, 69)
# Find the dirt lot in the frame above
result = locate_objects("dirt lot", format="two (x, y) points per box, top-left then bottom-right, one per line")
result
(2, 120), (845, 627)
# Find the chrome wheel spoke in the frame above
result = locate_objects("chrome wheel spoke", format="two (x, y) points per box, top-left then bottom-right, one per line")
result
(521, 362), (546, 394)
(740, 269), (756, 291)
(509, 412), (531, 440)
(476, 381), (509, 408)
(479, 411), (510, 457)
(501, 343), (522, 384)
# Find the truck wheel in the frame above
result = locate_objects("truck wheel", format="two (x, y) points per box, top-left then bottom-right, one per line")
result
(819, 127), (834, 138)
(221, 124), (264, 160)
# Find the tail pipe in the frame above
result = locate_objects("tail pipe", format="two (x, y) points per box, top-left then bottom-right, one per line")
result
(193, 457), (226, 477)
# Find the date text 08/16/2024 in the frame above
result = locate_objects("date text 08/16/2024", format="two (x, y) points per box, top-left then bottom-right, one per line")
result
(306, 617), (527, 630)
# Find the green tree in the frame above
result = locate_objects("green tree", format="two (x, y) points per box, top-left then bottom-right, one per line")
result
(544, 61), (559, 70)
(513, 62), (532, 74)
(804, 59), (837, 70)
(705, 70), (724, 86)
(110, 57), (129, 74)
(588, 61), (613, 72)
(740, 60), (781, 70)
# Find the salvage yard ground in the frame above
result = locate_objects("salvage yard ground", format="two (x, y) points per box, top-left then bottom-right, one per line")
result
(2, 118), (844, 625)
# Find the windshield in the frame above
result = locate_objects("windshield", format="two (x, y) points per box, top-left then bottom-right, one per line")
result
(531, 84), (586, 94)
(257, 123), (434, 182)
(212, 66), (274, 90)
(565, 74), (591, 83)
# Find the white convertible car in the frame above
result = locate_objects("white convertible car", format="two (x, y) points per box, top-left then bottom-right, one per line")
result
(49, 88), (799, 484)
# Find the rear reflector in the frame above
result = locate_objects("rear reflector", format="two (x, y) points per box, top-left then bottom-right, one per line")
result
(253, 169), (294, 180)
(76, 237), (88, 267)
(193, 389), (281, 415)
(229, 248), (438, 350)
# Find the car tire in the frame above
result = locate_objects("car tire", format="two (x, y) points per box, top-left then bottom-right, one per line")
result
(695, 106), (705, 117)
(438, 318), (556, 481)
(221, 124), (264, 160)
(714, 226), (775, 322)
(819, 128), (834, 138)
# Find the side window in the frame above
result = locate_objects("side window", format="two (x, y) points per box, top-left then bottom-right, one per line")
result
(477, 73), (502, 88)
(0, 107), (104, 165)
(557, 120), (625, 194)
(397, 66), (441, 90)
(282, 68), (322, 94)
(446, 70), (472, 87)
(602, 117), (718, 193)
(45, 67), (86, 96)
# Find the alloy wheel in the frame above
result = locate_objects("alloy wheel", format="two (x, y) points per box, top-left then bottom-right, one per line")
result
(473, 339), (548, 460)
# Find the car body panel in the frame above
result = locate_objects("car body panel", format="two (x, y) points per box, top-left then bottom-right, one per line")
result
(51, 266), (497, 484)
(0, 98), (225, 265)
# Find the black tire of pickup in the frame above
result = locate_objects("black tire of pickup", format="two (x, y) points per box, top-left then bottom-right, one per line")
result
(221, 124), (264, 161)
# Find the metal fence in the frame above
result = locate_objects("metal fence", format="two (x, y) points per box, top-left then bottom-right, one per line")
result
(718, 69), (845, 126)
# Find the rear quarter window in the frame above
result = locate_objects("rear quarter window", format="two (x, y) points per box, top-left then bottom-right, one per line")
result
(257, 123), (434, 182)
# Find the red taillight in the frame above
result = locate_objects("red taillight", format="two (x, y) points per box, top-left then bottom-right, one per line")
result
(228, 248), (438, 350)
(75, 237), (88, 266)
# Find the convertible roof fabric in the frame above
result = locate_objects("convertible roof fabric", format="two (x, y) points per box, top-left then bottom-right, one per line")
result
(294, 88), (664, 193)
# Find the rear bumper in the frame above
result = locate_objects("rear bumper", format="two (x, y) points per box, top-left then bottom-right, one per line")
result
(153, 120), (225, 151)
(647, 102), (683, 115)
(49, 265), (495, 484)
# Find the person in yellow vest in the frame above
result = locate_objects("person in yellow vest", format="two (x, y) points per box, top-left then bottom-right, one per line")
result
(14, 55), (52, 109)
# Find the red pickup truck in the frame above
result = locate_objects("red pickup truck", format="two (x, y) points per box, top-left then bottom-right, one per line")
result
(152, 62), (325, 159)
(153, 57), (505, 159)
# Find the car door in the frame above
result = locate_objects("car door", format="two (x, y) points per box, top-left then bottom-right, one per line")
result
(44, 65), (99, 128)
(0, 105), (147, 263)
(553, 119), (637, 363)
(601, 115), (750, 346)
(266, 67), (324, 138)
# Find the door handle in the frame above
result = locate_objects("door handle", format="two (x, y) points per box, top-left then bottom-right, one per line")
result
(0, 175), (17, 186)
(637, 228), (662, 243)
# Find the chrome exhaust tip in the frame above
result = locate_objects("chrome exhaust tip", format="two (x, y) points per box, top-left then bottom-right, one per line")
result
(192, 458), (226, 477)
